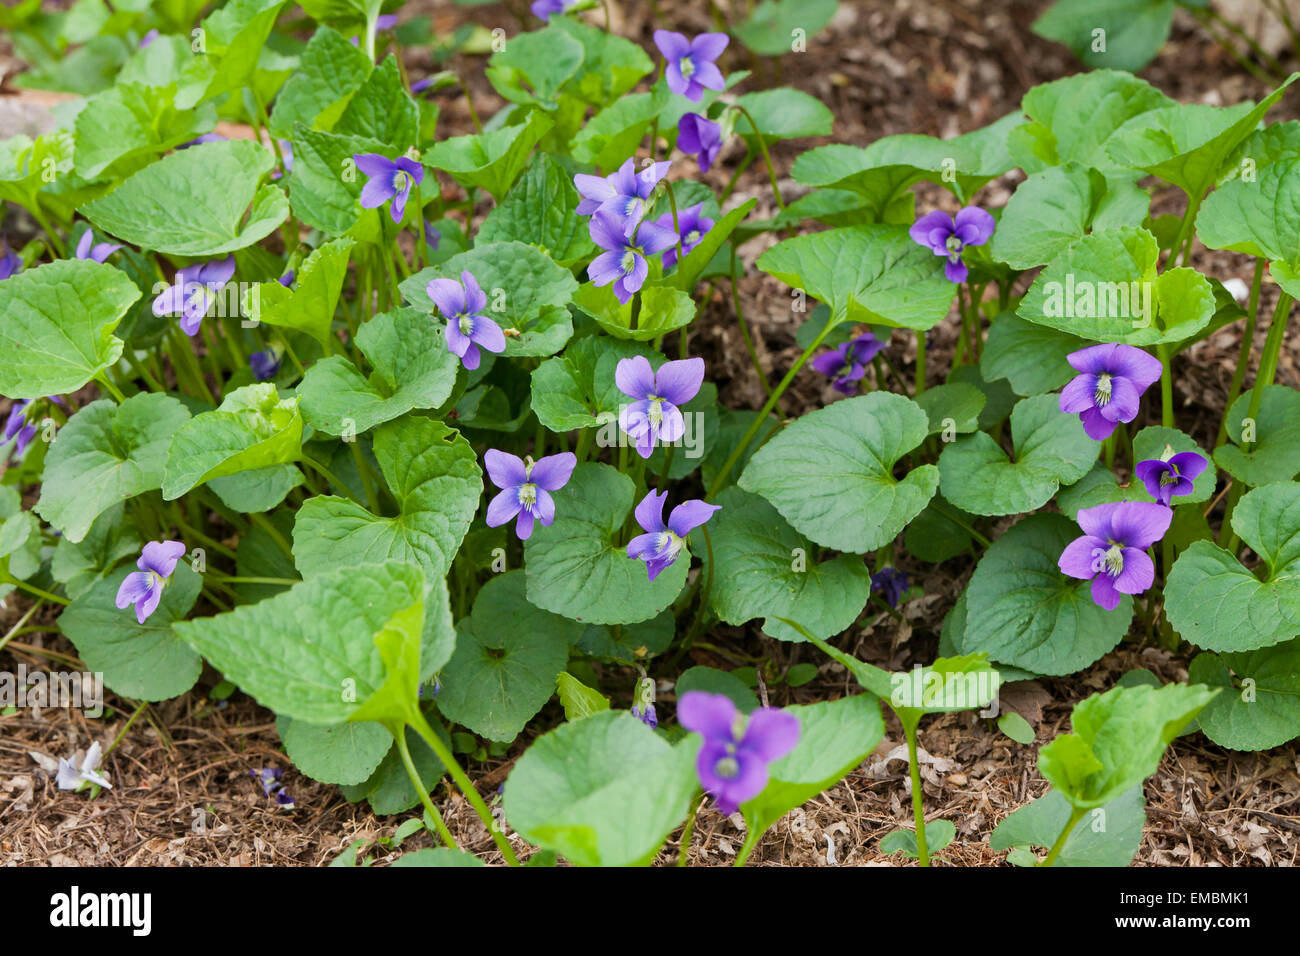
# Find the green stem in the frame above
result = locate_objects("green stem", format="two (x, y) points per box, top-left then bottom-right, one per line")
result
(904, 721), (930, 866)
(392, 727), (458, 850)
(6, 578), (68, 606)
(406, 708), (520, 866)
(1245, 292), (1295, 429)
(102, 700), (149, 760)
(678, 792), (704, 866)
(1040, 806), (1086, 867)
(95, 374), (126, 404)
(1215, 259), (1265, 449)
(0, 599), (44, 655)
(915, 329), (927, 397)
(704, 318), (837, 497)
(731, 247), (772, 398)
(731, 105), (785, 210)
(249, 512), (293, 558)
(301, 455), (364, 506)
(1157, 344), (1174, 427)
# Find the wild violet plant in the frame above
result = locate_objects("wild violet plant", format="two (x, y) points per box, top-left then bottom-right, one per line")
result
(2, 1), (1297, 869)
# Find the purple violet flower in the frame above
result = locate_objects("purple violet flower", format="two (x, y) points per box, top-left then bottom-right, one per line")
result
(678, 691), (799, 815)
(627, 489), (720, 582)
(574, 158), (671, 237)
(909, 207), (996, 283)
(354, 153), (424, 225)
(1135, 450), (1208, 507)
(251, 767), (294, 807)
(812, 333), (885, 395)
(423, 219), (440, 250)
(411, 76), (434, 94)
(271, 140), (293, 180)
(74, 228), (122, 263)
(654, 31), (729, 102)
(152, 256), (236, 335)
(4, 396), (64, 458)
(115, 540), (187, 624)
(615, 355), (704, 458)
(1058, 343), (1163, 441)
(588, 213), (678, 304)
(139, 28), (159, 48)
(871, 567), (909, 608)
(484, 450), (577, 540)
(375, 13), (397, 29)
(1058, 501), (1172, 611)
(532, 0), (577, 17)
(182, 133), (226, 149)
(427, 270), (505, 371)
(278, 270), (295, 287)
(652, 202), (714, 271)
(677, 113), (723, 172)
(0, 237), (21, 280)
(632, 703), (658, 729)
(249, 349), (281, 382)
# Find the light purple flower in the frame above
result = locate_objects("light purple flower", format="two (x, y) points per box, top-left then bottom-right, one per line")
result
(74, 228), (122, 263)
(812, 333), (885, 395)
(1058, 501), (1172, 611)
(0, 237), (21, 280)
(375, 13), (397, 29)
(627, 489), (719, 582)
(1059, 343), (1163, 441)
(115, 540), (187, 624)
(423, 219), (440, 250)
(138, 28), (159, 48)
(1135, 450), (1207, 507)
(909, 207), (995, 283)
(250, 349), (281, 382)
(152, 256), (236, 336)
(532, 0), (577, 18)
(354, 153), (424, 225)
(654, 30), (728, 102)
(632, 703), (658, 729)
(652, 202), (714, 271)
(588, 213), (678, 305)
(615, 355), (704, 458)
(271, 140), (293, 180)
(427, 270), (505, 370)
(677, 113), (723, 172)
(56, 741), (111, 791)
(484, 450), (576, 540)
(574, 158), (671, 236)
(181, 133), (226, 149)
(871, 566), (909, 608)
(411, 76), (434, 94)
(678, 691), (798, 815)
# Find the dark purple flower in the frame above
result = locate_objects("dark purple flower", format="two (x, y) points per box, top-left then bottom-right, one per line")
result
(249, 349), (281, 382)
(4, 395), (64, 458)
(531, 0), (576, 19)
(677, 113), (723, 172)
(0, 237), (21, 280)
(1058, 501), (1171, 611)
(3, 400), (36, 457)
(423, 219), (440, 250)
(278, 270), (295, 287)
(678, 691), (798, 815)
(74, 228), (122, 263)
(627, 489), (719, 582)
(588, 213), (678, 305)
(574, 158), (671, 237)
(354, 153), (424, 225)
(483, 450), (577, 540)
(1058, 343), (1162, 441)
(654, 30), (728, 102)
(115, 540), (187, 624)
(632, 703), (658, 729)
(427, 270), (505, 370)
(909, 207), (995, 283)
(411, 76), (434, 94)
(251, 767), (294, 807)
(652, 202), (714, 271)
(182, 133), (226, 149)
(812, 333), (885, 395)
(139, 28), (159, 48)
(418, 677), (441, 699)
(871, 567), (909, 608)
(615, 355), (704, 458)
(1135, 450), (1207, 507)
(152, 256), (236, 335)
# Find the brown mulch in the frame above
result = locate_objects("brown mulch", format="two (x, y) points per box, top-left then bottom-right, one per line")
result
(3, 0), (1300, 866)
